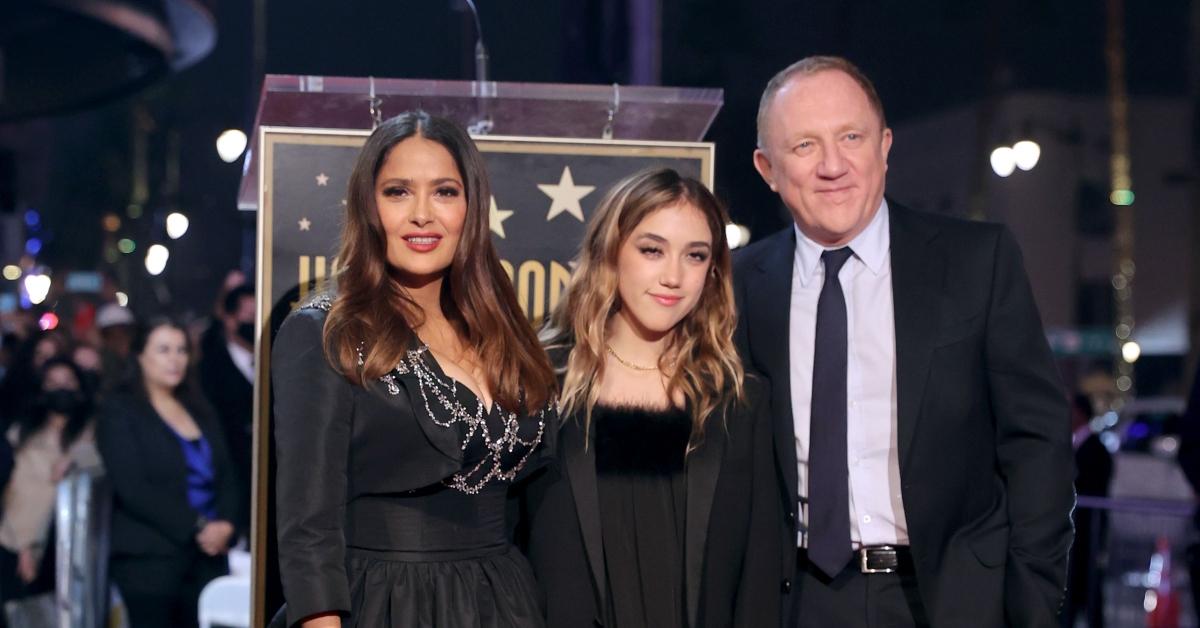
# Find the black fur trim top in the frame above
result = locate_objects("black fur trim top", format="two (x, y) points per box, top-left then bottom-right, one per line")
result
(593, 404), (691, 475)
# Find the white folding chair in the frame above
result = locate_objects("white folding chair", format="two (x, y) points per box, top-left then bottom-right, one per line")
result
(197, 575), (251, 628)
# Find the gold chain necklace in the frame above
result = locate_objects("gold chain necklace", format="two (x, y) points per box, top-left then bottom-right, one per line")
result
(606, 345), (659, 371)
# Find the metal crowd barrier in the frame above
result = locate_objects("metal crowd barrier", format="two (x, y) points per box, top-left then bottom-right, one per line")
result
(52, 466), (116, 628)
(1074, 494), (1196, 627)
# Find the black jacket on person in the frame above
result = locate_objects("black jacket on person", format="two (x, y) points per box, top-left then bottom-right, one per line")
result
(733, 202), (1074, 628)
(271, 304), (557, 627)
(198, 321), (254, 526)
(519, 347), (781, 628)
(95, 392), (241, 559)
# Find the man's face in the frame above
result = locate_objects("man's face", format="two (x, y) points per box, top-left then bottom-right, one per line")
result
(753, 70), (892, 247)
(234, 295), (256, 324)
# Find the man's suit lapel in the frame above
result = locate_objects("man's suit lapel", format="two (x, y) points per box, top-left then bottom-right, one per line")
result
(748, 229), (800, 501)
(684, 424), (725, 628)
(562, 415), (607, 608)
(889, 204), (943, 472)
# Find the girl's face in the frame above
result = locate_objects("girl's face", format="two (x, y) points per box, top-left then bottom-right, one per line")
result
(374, 136), (468, 286)
(138, 325), (189, 392)
(614, 202), (714, 339)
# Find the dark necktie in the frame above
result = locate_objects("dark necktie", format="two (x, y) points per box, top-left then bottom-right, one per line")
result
(807, 247), (854, 578)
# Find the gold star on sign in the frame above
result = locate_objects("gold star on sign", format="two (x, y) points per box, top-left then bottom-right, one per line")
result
(489, 196), (514, 238)
(538, 166), (594, 222)
(315, 173), (329, 186)
(298, 217), (312, 231)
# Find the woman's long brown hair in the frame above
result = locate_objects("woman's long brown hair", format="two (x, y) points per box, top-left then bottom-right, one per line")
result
(543, 168), (744, 448)
(323, 111), (556, 413)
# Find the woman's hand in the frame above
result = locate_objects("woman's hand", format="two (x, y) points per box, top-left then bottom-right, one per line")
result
(195, 520), (235, 556)
(17, 547), (38, 584)
(300, 614), (342, 628)
(51, 458), (74, 483)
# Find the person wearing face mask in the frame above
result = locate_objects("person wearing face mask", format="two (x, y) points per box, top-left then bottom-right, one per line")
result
(198, 284), (256, 530)
(96, 318), (241, 628)
(0, 357), (101, 619)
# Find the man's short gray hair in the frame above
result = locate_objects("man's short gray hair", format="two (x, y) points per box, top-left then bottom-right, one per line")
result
(755, 55), (887, 148)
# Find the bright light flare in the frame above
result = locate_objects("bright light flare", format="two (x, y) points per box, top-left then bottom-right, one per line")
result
(166, 212), (189, 239)
(216, 129), (248, 163)
(38, 312), (59, 331)
(24, 273), (50, 305)
(1012, 140), (1041, 171)
(145, 244), (169, 276)
(989, 146), (1016, 177)
(1121, 340), (1141, 363)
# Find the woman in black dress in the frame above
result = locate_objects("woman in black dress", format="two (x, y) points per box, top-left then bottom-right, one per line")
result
(272, 111), (558, 628)
(523, 168), (780, 628)
(96, 318), (241, 628)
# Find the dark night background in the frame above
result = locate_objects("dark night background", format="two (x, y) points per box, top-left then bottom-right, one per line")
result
(1, 0), (1192, 317)
(3, 1), (1199, 624)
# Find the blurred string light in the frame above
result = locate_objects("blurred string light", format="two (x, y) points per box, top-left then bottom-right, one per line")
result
(725, 223), (751, 249)
(24, 273), (50, 305)
(25, 238), (42, 255)
(166, 212), (189, 239)
(2, 265), (20, 281)
(990, 140), (1040, 177)
(118, 238), (136, 254)
(1011, 140), (1041, 171)
(216, 129), (248, 163)
(24, 210), (39, 228)
(115, 291), (129, 307)
(145, 244), (169, 275)
(103, 213), (121, 232)
(989, 147), (1016, 177)
(38, 312), (59, 331)
(1106, 0), (1135, 401)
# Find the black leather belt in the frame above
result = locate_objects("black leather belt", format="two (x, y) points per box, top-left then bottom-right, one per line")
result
(797, 545), (913, 574)
(858, 545), (911, 574)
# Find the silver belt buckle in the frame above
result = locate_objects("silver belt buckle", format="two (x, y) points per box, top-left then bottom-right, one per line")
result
(859, 545), (898, 574)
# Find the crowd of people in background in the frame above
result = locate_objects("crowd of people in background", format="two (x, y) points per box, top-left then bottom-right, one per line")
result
(0, 271), (253, 628)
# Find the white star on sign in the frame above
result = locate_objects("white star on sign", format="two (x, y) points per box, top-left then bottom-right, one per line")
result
(298, 217), (312, 231)
(315, 173), (329, 186)
(538, 166), (594, 222)
(489, 196), (514, 238)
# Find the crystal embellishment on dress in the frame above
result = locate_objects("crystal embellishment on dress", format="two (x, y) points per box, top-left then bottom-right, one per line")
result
(390, 344), (552, 494)
(302, 295), (554, 494)
(302, 293), (334, 312)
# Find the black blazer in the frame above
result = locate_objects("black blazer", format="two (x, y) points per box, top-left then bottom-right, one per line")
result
(520, 353), (780, 628)
(733, 203), (1074, 628)
(272, 303), (556, 627)
(95, 392), (241, 559)
(198, 323), (254, 506)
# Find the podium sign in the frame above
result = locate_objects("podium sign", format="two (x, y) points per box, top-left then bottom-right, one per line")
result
(260, 128), (713, 322)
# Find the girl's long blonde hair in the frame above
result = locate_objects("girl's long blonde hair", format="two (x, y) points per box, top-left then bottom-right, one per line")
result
(543, 168), (744, 449)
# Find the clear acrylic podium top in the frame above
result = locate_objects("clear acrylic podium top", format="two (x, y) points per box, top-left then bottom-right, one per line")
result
(238, 75), (724, 210)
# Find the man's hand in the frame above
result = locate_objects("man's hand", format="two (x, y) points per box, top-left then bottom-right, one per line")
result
(195, 520), (235, 556)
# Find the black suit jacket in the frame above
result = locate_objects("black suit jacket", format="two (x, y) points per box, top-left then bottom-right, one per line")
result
(271, 304), (556, 627)
(198, 321), (254, 523)
(521, 350), (780, 628)
(733, 203), (1074, 628)
(95, 392), (241, 559)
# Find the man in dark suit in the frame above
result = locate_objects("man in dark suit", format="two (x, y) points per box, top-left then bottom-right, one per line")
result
(198, 284), (256, 530)
(733, 55), (1074, 628)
